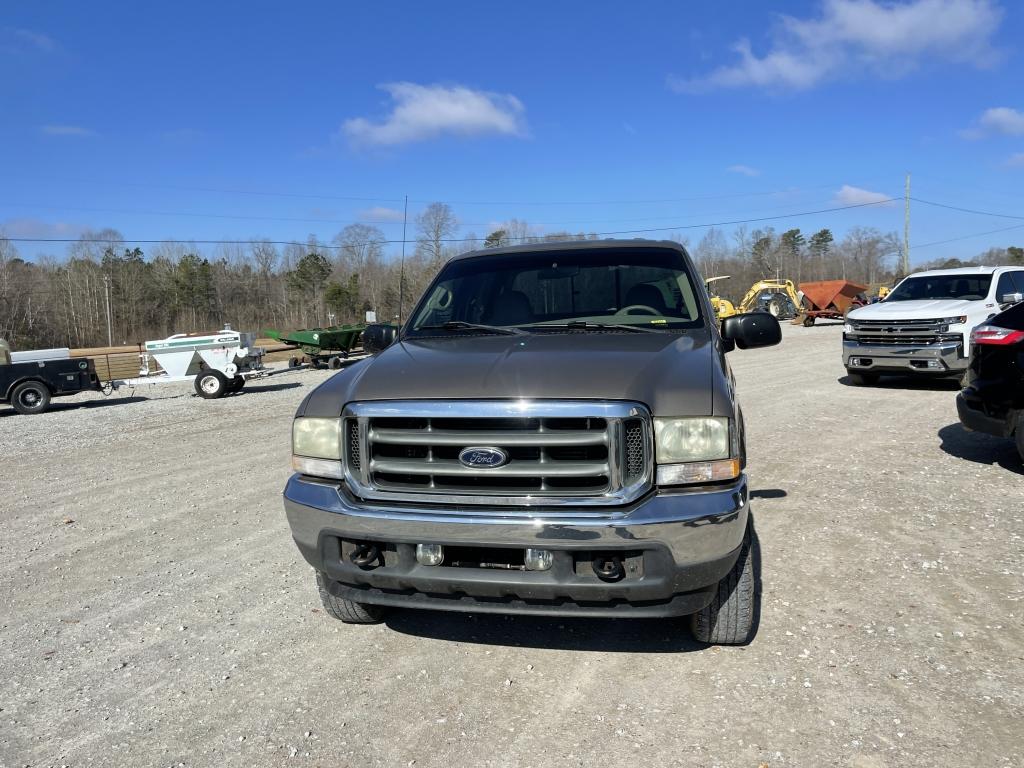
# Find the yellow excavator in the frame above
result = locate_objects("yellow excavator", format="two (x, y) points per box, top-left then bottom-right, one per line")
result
(704, 276), (804, 320)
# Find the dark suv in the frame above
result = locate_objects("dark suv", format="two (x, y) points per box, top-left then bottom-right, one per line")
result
(956, 300), (1024, 462)
(283, 240), (781, 644)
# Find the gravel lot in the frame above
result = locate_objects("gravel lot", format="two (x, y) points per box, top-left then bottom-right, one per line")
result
(2, 324), (1022, 768)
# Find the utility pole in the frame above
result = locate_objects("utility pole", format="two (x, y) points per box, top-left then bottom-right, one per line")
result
(902, 172), (911, 277)
(103, 275), (113, 347)
(398, 195), (408, 327)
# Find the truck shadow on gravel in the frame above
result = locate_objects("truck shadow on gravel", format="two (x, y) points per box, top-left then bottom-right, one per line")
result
(383, 519), (764, 653)
(837, 375), (961, 391)
(0, 395), (148, 417)
(938, 423), (1023, 474)
(238, 381), (304, 394)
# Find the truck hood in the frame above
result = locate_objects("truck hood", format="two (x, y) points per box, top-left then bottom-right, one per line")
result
(848, 299), (980, 321)
(300, 330), (721, 418)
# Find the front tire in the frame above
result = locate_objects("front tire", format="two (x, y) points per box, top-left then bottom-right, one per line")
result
(194, 370), (228, 399)
(10, 380), (51, 415)
(315, 572), (387, 624)
(691, 527), (755, 645)
(1015, 413), (1024, 463)
(847, 371), (879, 386)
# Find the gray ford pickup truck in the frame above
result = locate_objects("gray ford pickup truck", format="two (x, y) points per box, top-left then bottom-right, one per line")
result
(283, 240), (781, 644)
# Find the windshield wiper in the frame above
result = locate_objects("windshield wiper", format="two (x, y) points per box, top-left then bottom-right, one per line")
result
(417, 320), (525, 336)
(521, 320), (664, 334)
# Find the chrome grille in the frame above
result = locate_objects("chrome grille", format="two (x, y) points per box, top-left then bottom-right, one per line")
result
(346, 419), (362, 471)
(848, 318), (961, 346)
(342, 401), (652, 507)
(624, 419), (645, 482)
(853, 333), (962, 346)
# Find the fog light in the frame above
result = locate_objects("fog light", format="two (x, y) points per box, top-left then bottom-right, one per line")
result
(416, 544), (444, 566)
(524, 548), (553, 571)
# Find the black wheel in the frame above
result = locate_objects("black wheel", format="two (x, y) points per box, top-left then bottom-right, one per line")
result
(1015, 412), (1024, 463)
(194, 370), (228, 399)
(328, 356), (343, 370)
(691, 525), (755, 645)
(288, 356), (300, 369)
(802, 315), (816, 327)
(315, 572), (387, 624)
(311, 358), (326, 370)
(847, 371), (879, 386)
(10, 380), (51, 415)
(228, 376), (246, 393)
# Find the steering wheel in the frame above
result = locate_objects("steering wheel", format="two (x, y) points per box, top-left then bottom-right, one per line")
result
(617, 304), (660, 316)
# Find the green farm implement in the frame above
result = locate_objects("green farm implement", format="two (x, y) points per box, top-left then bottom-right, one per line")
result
(264, 324), (366, 369)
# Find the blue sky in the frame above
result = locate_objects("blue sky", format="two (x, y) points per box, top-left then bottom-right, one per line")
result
(1, 0), (1023, 265)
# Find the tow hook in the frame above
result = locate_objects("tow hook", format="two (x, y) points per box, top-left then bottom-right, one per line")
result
(592, 555), (624, 582)
(349, 543), (381, 569)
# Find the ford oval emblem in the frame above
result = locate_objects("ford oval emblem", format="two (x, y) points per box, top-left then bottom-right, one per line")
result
(458, 446), (509, 469)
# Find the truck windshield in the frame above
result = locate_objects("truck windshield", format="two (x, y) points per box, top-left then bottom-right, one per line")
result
(885, 274), (992, 302)
(407, 247), (704, 335)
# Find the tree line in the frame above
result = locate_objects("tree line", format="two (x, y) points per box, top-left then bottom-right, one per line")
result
(1, 201), (1021, 350)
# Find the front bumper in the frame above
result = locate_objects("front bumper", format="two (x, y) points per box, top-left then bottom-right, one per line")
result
(956, 392), (1016, 438)
(843, 337), (966, 375)
(283, 474), (749, 618)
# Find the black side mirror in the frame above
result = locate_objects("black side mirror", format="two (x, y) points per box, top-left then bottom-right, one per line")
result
(362, 324), (398, 354)
(721, 312), (782, 350)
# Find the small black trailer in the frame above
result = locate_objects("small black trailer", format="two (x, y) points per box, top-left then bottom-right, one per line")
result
(0, 355), (103, 415)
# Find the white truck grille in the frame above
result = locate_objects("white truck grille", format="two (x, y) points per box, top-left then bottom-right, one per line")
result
(342, 401), (652, 507)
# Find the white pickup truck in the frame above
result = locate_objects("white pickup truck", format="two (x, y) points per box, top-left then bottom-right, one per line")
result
(843, 265), (1024, 385)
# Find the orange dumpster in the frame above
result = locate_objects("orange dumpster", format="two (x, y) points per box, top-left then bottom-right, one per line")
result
(799, 280), (868, 313)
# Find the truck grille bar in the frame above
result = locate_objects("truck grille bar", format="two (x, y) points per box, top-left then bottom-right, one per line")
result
(342, 401), (653, 508)
(847, 318), (961, 347)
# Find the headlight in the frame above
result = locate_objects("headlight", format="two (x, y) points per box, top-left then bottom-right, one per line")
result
(654, 417), (730, 462)
(942, 316), (968, 325)
(292, 417), (343, 479)
(654, 417), (738, 486)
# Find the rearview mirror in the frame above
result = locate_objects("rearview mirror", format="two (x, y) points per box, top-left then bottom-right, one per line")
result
(362, 324), (398, 354)
(1000, 292), (1023, 305)
(721, 312), (782, 351)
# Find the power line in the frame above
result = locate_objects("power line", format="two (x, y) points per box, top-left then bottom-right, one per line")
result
(0, 195), (871, 231)
(0, 202), (401, 228)
(11, 177), (850, 207)
(911, 197), (1024, 221)
(914, 222), (1024, 250)
(1, 197), (898, 250)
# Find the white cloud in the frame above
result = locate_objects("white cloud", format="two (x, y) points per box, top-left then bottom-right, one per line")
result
(835, 185), (895, 206)
(13, 28), (55, 52)
(671, 0), (1002, 92)
(357, 206), (406, 222)
(1, 27), (56, 54)
(727, 164), (761, 177)
(41, 125), (94, 137)
(1, 218), (83, 238)
(1006, 153), (1024, 168)
(962, 106), (1024, 138)
(342, 83), (527, 146)
(160, 128), (205, 142)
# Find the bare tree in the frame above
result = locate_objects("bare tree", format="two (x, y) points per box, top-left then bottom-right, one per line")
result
(415, 202), (458, 267)
(333, 223), (385, 273)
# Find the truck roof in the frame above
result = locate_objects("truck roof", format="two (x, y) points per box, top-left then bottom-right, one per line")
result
(448, 238), (688, 263)
(909, 266), (1006, 277)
